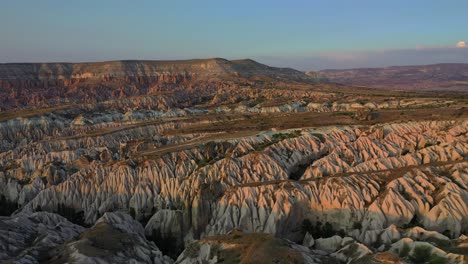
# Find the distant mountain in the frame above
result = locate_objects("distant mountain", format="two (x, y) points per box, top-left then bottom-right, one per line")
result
(1, 59), (467, 264)
(318, 63), (468, 91)
(0, 58), (313, 83)
(0, 58), (319, 109)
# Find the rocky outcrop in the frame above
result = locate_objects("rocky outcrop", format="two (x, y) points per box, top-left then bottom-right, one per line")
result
(49, 212), (173, 264)
(0, 59), (318, 110)
(0, 212), (86, 262)
(1, 119), (465, 256)
(0, 211), (173, 263)
(389, 238), (464, 263)
(330, 242), (372, 263)
(0, 61), (466, 264)
(175, 230), (327, 264)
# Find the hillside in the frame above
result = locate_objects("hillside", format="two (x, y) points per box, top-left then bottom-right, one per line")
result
(0, 58), (312, 81)
(0, 58), (318, 110)
(318, 63), (468, 91)
(0, 58), (467, 263)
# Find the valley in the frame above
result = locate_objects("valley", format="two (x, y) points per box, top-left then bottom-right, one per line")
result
(0, 59), (467, 263)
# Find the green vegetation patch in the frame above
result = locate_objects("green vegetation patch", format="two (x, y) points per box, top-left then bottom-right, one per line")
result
(255, 130), (302, 151)
(410, 245), (446, 264)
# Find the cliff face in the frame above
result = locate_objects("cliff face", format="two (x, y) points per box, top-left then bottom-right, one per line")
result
(0, 59), (232, 80)
(0, 58), (467, 263)
(0, 59), (315, 110)
(0, 58), (314, 81)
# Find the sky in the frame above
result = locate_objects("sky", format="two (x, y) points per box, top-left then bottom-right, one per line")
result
(1, 0), (467, 70)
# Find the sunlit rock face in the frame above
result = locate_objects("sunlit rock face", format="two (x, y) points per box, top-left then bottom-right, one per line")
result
(0, 59), (467, 262)
(1, 116), (466, 262)
(0, 59), (318, 111)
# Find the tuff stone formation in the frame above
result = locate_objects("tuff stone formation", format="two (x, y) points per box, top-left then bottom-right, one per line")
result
(0, 59), (467, 263)
(0, 59), (318, 111)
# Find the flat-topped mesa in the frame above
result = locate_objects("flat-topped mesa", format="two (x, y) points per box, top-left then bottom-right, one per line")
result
(0, 59), (227, 80)
(0, 58), (311, 81)
(0, 58), (316, 110)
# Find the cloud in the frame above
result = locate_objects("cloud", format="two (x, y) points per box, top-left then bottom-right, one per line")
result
(456, 41), (466, 48)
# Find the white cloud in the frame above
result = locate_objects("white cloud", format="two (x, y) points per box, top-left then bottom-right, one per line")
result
(456, 41), (466, 48)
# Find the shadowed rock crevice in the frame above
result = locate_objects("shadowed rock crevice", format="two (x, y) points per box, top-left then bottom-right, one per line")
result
(0, 195), (18, 216)
(289, 163), (309, 181)
(147, 231), (184, 260)
(0, 59), (466, 263)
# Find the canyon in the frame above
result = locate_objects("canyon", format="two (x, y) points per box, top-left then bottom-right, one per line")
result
(0, 59), (467, 263)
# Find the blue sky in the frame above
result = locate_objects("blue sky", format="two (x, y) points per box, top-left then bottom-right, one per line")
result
(1, 0), (467, 69)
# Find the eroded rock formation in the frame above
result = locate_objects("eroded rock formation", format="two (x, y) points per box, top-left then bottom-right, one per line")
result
(0, 59), (466, 263)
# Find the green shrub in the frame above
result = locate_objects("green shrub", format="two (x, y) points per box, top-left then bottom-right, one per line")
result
(352, 221), (362, 230)
(256, 131), (302, 151)
(428, 254), (447, 264)
(406, 245), (448, 264)
(410, 245), (432, 263)
(408, 245), (447, 264)
(55, 203), (89, 227)
(402, 215), (423, 229)
(129, 207), (136, 219)
(399, 243), (410, 258)
(272, 130), (301, 141)
(197, 157), (213, 167)
(312, 133), (325, 143)
(424, 142), (434, 148)
(301, 219), (340, 238)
